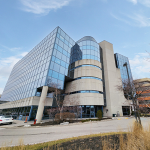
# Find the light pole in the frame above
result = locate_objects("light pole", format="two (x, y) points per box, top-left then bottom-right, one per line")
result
(123, 62), (132, 115)
(123, 62), (130, 84)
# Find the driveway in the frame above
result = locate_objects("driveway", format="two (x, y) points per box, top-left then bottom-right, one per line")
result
(0, 117), (150, 147)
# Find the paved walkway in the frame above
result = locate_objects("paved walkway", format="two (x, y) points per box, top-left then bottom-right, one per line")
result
(0, 117), (150, 147)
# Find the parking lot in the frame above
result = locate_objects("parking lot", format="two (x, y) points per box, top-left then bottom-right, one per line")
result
(0, 117), (150, 147)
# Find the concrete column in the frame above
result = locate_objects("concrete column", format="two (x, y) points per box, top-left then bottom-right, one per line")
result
(36, 86), (48, 123)
(99, 41), (125, 117)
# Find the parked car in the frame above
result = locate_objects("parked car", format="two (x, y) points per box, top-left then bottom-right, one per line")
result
(0, 115), (13, 124)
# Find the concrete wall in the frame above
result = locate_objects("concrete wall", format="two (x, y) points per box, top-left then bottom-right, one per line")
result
(65, 79), (103, 93)
(75, 59), (101, 68)
(74, 66), (102, 79)
(64, 93), (104, 106)
(64, 59), (104, 106)
(0, 96), (53, 109)
(99, 41), (131, 117)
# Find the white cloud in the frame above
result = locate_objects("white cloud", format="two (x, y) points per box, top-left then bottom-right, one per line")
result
(128, 0), (150, 7)
(0, 52), (28, 94)
(139, 0), (150, 7)
(0, 45), (22, 52)
(129, 52), (150, 79)
(111, 13), (150, 27)
(128, 0), (137, 4)
(0, 88), (4, 94)
(20, 52), (28, 57)
(20, 0), (72, 14)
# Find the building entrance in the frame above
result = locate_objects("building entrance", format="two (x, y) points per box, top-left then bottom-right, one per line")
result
(122, 106), (130, 116)
(81, 106), (96, 118)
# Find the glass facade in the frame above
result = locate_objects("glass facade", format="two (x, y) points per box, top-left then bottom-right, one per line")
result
(115, 53), (133, 82)
(1, 27), (58, 102)
(76, 36), (100, 62)
(0, 27), (105, 119)
(1, 27), (75, 101)
(46, 27), (75, 89)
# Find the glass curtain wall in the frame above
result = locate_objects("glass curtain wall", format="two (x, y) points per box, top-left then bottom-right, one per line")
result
(46, 27), (75, 89)
(76, 36), (100, 62)
(1, 27), (58, 102)
(115, 53), (133, 82)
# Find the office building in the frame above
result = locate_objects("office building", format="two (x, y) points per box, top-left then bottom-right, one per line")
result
(0, 27), (132, 121)
(134, 78), (150, 109)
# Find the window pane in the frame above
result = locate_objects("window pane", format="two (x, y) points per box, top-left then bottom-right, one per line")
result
(58, 73), (64, 81)
(55, 57), (61, 65)
(53, 63), (60, 72)
(52, 71), (59, 79)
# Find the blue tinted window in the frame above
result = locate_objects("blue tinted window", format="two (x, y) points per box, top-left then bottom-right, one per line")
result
(62, 54), (67, 62)
(48, 69), (52, 76)
(64, 40), (69, 46)
(55, 57), (61, 65)
(63, 50), (68, 56)
(57, 45), (63, 53)
(57, 33), (60, 38)
(87, 45), (90, 49)
(67, 52), (70, 57)
(83, 46), (86, 50)
(59, 40), (64, 48)
(91, 55), (95, 60)
(86, 55), (91, 59)
(51, 77), (57, 84)
(54, 44), (58, 49)
(53, 49), (57, 56)
(53, 63), (60, 72)
(65, 63), (69, 68)
(60, 35), (64, 42)
(52, 56), (55, 62)
(60, 66), (65, 74)
(52, 71), (59, 79)
(83, 55), (86, 59)
(56, 51), (62, 59)
(65, 68), (68, 76)
(50, 62), (54, 70)
(57, 80), (63, 89)
(58, 73), (64, 81)
(61, 60), (66, 68)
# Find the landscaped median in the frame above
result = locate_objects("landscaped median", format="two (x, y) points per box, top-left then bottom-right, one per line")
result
(0, 132), (127, 150)
(1, 122), (150, 150)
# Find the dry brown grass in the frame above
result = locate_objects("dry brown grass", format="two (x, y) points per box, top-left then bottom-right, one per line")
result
(103, 122), (150, 150)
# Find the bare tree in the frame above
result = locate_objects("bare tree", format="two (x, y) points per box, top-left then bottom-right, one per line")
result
(117, 79), (150, 125)
(46, 78), (80, 121)
(46, 78), (65, 120)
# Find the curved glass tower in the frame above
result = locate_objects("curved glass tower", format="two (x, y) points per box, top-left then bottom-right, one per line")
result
(65, 36), (104, 118)
(76, 36), (100, 62)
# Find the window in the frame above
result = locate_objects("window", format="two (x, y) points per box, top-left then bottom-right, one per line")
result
(55, 51), (62, 59)
(55, 57), (61, 65)
(58, 73), (64, 81)
(61, 60), (66, 68)
(52, 71), (58, 79)
(60, 66), (65, 74)
(53, 63), (60, 72)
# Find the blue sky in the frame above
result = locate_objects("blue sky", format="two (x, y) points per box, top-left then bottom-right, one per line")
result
(0, 0), (150, 94)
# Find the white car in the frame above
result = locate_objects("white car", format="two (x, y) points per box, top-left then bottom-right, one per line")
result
(0, 115), (13, 124)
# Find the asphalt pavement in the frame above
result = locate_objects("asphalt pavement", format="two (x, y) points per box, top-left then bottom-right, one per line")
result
(0, 117), (150, 147)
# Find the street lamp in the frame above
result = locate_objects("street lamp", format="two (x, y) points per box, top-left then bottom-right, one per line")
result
(123, 62), (130, 84)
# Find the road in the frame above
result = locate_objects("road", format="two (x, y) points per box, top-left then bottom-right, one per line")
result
(0, 117), (150, 147)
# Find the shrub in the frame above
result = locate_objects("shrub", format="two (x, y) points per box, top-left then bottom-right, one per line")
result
(97, 110), (102, 120)
(55, 112), (75, 123)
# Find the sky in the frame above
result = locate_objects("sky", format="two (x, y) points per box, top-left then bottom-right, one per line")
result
(0, 0), (150, 94)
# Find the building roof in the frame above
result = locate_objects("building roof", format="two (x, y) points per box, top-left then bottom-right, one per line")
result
(134, 78), (150, 83)
(76, 36), (97, 43)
